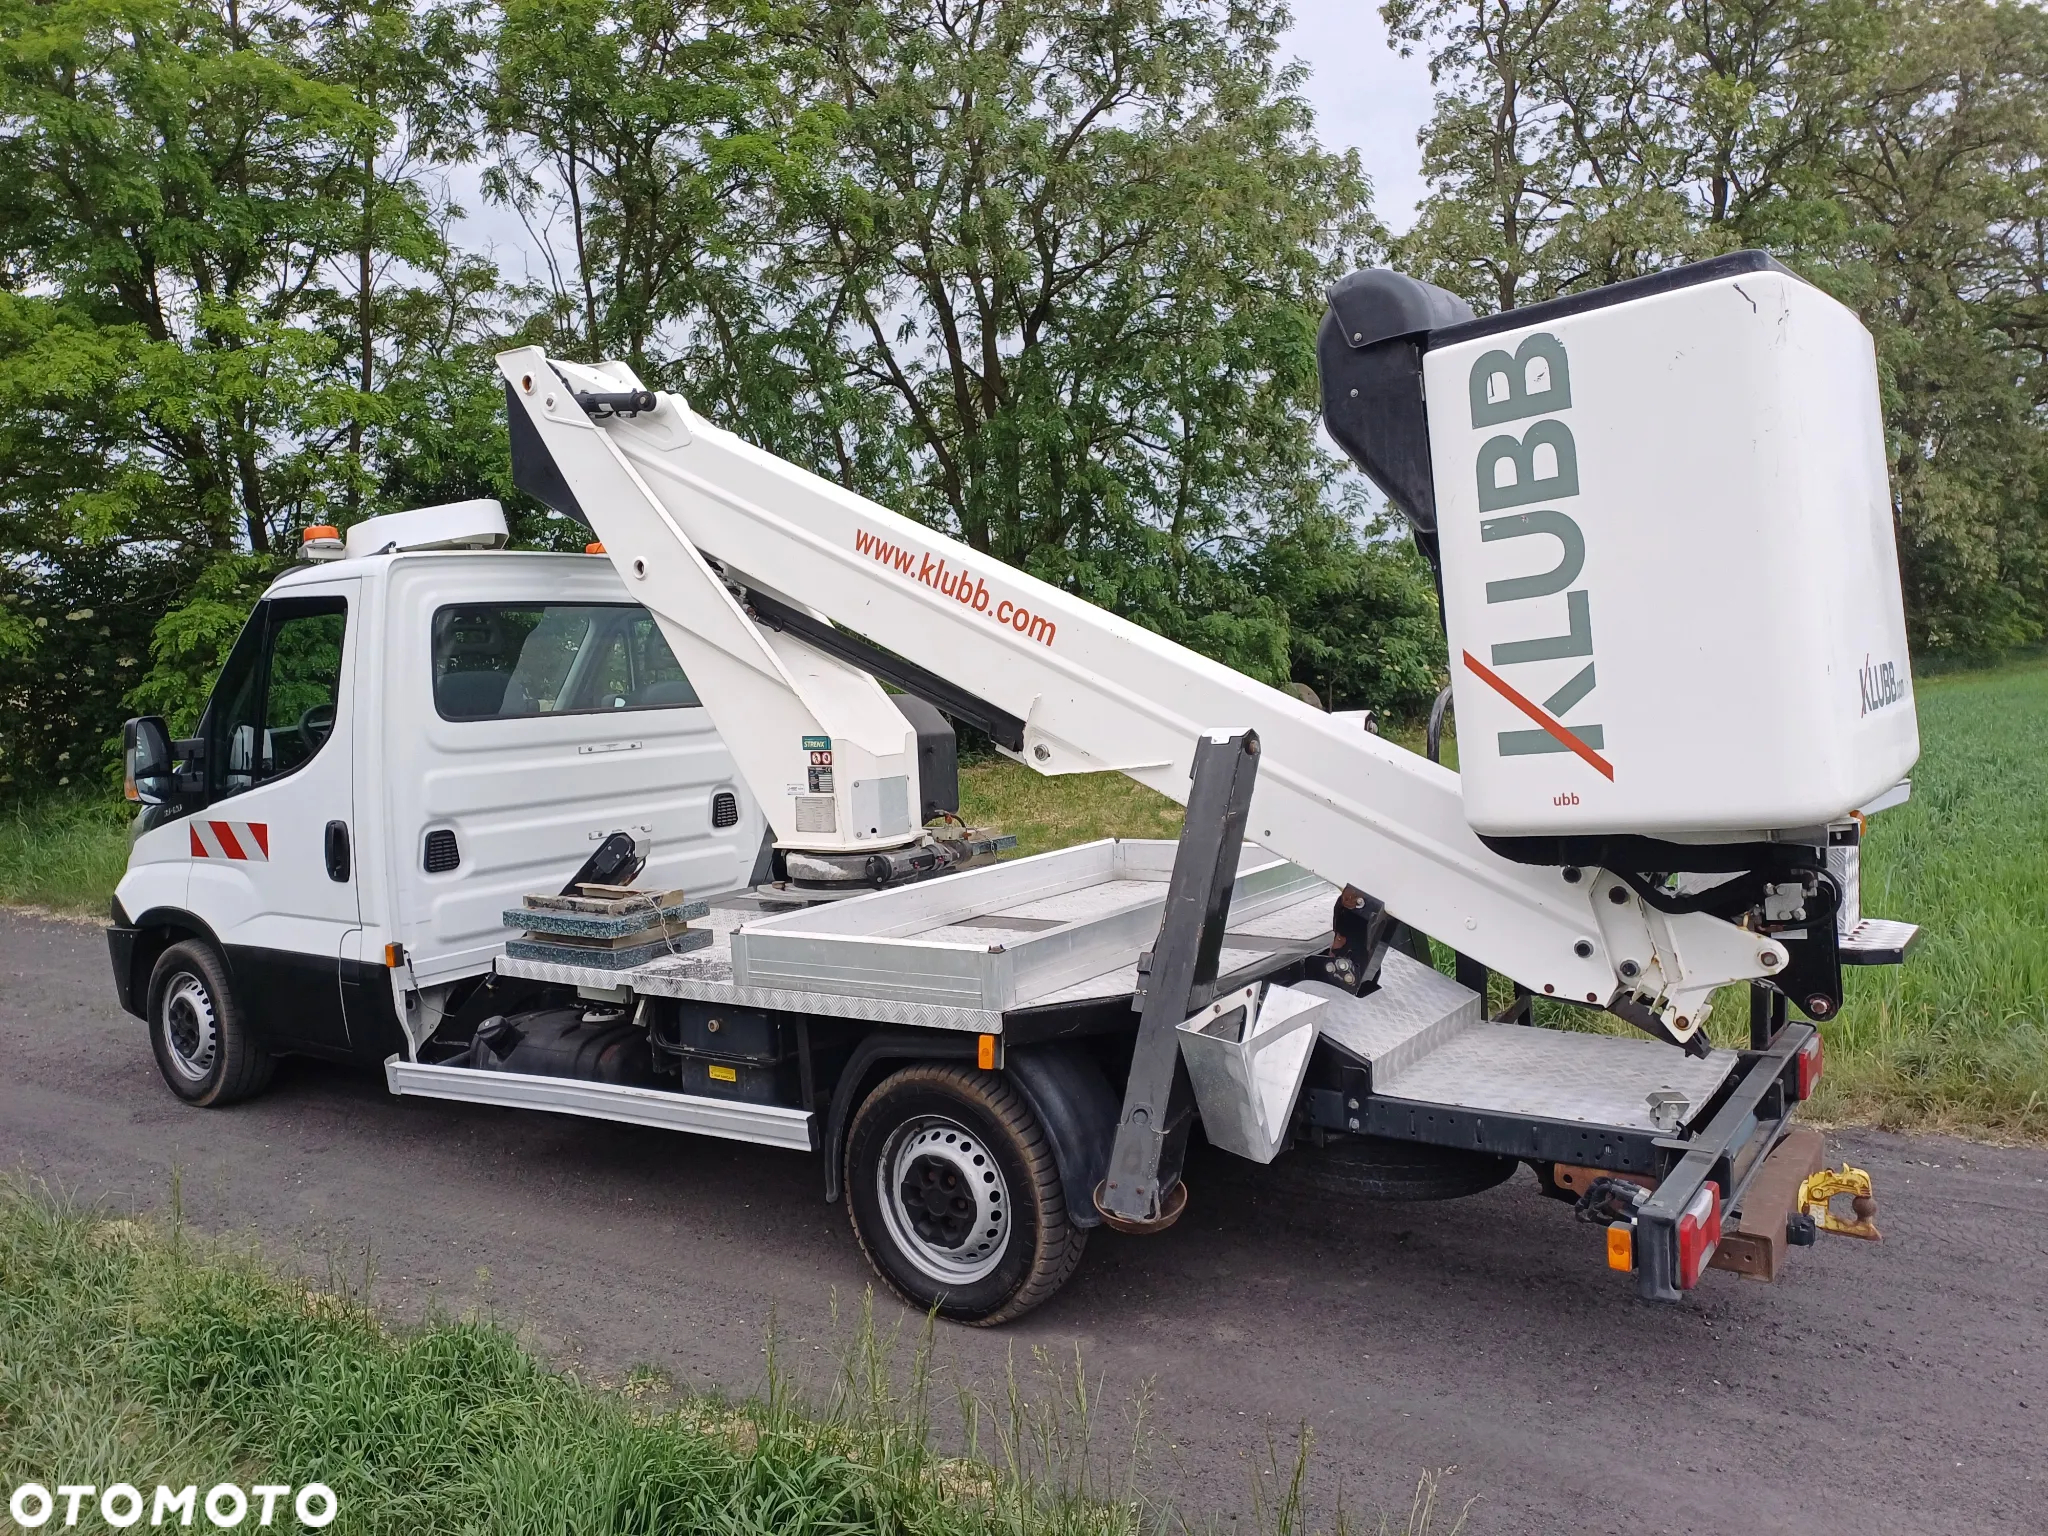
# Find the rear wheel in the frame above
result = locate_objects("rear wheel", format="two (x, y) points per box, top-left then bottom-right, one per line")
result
(845, 1065), (1084, 1325)
(147, 940), (273, 1107)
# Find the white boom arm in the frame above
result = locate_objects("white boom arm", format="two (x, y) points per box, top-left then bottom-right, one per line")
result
(498, 348), (1782, 1045)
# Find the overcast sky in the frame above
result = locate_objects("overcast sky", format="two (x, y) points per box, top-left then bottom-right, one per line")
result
(1286, 1), (1436, 234)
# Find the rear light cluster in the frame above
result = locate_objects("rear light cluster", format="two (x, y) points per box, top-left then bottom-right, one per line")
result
(1676, 1181), (1722, 1290)
(1796, 1031), (1824, 1099)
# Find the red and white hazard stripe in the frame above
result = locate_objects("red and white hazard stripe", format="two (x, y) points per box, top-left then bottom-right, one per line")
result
(189, 820), (270, 861)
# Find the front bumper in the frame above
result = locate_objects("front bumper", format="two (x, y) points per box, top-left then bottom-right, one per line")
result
(106, 895), (144, 1018)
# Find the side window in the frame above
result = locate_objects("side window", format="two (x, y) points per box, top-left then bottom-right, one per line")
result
(206, 607), (272, 800)
(573, 615), (638, 711)
(205, 596), (348, 801)
(431, 604), (699, 719)
(630, 613), (699, 708)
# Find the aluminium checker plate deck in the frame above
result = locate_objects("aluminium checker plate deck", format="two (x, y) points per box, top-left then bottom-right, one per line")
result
(493, 839), (1339, 1035)
(1312, 950), (1741, 1134)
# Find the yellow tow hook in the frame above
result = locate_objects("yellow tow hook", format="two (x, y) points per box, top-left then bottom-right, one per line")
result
(1796, 1164), (1882, 1242)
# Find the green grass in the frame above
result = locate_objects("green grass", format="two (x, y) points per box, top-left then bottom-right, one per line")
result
(959, 760), (1186, 855)
(0, 794), (131, 916)
(9, 658), (2046, 1137)
(0, 1179), (1463, 1536)
(1789, 658), (2048, 1137)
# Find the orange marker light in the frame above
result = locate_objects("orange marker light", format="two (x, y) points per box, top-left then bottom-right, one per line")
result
(384, 942), (405, 969)
(585, 542), (607, 555)
(977, 1033), (997, 1070)
(1606, 1223), (1633, 1272)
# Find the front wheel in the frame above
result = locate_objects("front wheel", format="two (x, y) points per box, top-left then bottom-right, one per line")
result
(844, 1065), (1084, 1325)
(147, 939), (274, 1107)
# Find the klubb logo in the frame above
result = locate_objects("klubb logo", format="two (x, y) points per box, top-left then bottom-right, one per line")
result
(7, 1482), (335, 1530)
(1859, 653), (1908, 717)
(1457, 330), (1616, 782)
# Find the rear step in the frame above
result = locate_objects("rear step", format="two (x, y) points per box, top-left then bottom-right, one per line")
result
(1839, 917), (1920, 965)
(1297, 958), (1827, 1299)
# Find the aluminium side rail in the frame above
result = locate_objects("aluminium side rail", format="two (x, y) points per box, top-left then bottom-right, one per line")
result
(496, 348), (1784, 1047)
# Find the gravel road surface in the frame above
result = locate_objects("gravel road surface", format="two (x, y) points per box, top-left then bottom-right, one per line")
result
(3, 910), (2043, 1534)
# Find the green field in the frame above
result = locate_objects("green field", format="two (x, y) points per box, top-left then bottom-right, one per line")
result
(1790, 659), (2047, 1137)
(6, 658), (2043, 1138)
(0, 1180), (1463, 1536)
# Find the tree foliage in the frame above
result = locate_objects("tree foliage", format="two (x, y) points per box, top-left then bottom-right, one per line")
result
(1387, 0), (2048, 652)
(4, 0), (2044, 800)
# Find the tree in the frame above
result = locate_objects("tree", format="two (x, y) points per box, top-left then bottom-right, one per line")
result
(1383, 0), (1694, 308)
(1831, 0), (2048, 650)
(1387, 0), (2048, 652)
(307, 0), (485, 517)
(765, 0), (1380, 679)
(0, 0), (365, 559)
(0, 0), (517, 783)
(482, 0), (801, 371)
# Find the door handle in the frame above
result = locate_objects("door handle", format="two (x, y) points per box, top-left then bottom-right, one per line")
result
(324, 820), (351, 882)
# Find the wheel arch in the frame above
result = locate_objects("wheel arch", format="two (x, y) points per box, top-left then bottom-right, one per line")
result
(113, 904), (227, 1020)
(821, 1031), (978, 1203)
(1004, 1045), (1118, 1231)
(819, 1033), (1117, 1229)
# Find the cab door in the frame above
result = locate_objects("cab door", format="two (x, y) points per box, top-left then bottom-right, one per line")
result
(186, 585), (361, 1055)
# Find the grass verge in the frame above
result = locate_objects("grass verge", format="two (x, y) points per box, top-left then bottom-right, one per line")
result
(959, 759), (1185, 856)
(0, 794), (130, 916)
(0, 1179), (1463, 1535)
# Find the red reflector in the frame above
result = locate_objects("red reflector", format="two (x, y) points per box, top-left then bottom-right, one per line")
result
(1797, 1032), (1824, 1100)
(1677, 1181), (1722, 1290)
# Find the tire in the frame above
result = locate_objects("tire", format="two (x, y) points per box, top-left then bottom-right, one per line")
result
(1262, 1134), (1517, 1203)
(146, 940), (274, 1107)
(845, 1065), (1085, 1326)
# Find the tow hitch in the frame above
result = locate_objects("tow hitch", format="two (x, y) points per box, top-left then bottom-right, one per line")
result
(1794, 1164), (1883, 1242)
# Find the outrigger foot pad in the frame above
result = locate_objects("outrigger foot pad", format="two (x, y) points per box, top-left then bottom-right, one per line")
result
(1093, 1178), (1189, 1235)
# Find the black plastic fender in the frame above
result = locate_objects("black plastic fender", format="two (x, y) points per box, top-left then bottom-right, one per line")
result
(108, 901), (226, 1020)
(1005, 1045), (1120, 1231)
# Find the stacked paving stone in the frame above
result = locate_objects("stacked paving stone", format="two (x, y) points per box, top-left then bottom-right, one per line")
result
(503, 884), (712, 970)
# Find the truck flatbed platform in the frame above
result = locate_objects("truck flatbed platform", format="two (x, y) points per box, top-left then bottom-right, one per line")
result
(493, 840), (1340, 1034)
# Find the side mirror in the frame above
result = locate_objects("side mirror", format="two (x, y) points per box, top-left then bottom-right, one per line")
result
(124, 716), (174, 805)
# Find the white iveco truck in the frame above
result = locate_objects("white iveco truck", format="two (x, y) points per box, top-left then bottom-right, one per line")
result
(111, 252), (1917, 1323)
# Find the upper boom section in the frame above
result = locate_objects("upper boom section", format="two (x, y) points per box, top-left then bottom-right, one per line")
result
(497, 347), (1784, 1047)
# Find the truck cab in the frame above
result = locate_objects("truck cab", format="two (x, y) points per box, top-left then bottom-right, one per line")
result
(107, 500), (769, 1093)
